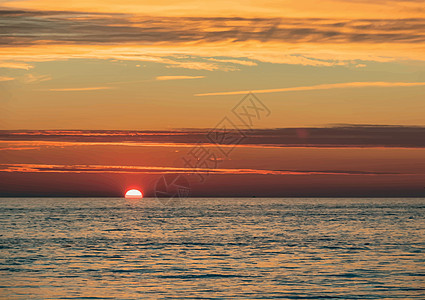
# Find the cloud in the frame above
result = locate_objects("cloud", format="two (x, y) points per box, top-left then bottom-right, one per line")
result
(1, 126), (424, 148)
(207, 58), (258, 66)
(0, 9), (424, 68)
(156, 75), (205, 81)
(165, 61), (233, 71)
(2, 0), (425, 19)
(0, 76), (15, 81)
(0, 62), (33, 69)
(44, 86), (116, 91)
(0, 147), (40, 151)
(0, 163), (406, 176)
(195, 81), (425, 96)
(2, 11), (424, 46)
(23, 73), (51, 83)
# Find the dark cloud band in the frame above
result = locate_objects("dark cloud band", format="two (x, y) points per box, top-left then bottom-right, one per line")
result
(1, 9), (425, 45)
(1, 125), (425, 148)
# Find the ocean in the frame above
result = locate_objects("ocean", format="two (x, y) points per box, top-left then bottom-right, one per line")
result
(0, 198), (424, 299)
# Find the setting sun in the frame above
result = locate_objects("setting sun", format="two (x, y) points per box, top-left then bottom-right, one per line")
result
(125, 189), (143, 199)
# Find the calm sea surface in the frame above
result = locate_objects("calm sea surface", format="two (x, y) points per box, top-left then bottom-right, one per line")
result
(0, 198), (424, 299)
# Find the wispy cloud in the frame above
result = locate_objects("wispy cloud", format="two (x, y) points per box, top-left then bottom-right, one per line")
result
(23, 73), (51, 83)
(44, 86), (116, 91)
(207, 58), (257, 66)
(0, 62), (33, 70)
(166, 61), (233, 71)
(195, 81), (425, 96)
(1, 126), (424, 148)
(0, 9), (424, 67)
(2, 0), (424, 19)
(156, 75), (205, 81)
(0, 147), (40, 151)
(0, 163), (405, 176)
(0, 76), (15, 81)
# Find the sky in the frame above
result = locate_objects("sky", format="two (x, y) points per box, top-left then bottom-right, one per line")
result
(0, 0), (424, 197)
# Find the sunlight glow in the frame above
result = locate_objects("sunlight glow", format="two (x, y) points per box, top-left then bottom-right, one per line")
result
(125, 189), (143, 198)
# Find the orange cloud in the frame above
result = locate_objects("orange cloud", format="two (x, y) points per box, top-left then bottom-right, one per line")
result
(0, 62), (33, 70)
(207, 58), (257, 66)
(0, 76), (15, 81)
(156, 75), (205, 81)
(0, 163), (407, 176)
(3, 0), (425, 18)
(23, 74), (51, 83)
(195, 81), (425, 96)
(44, 86), (116, 91)
(0, 8), (423, 69)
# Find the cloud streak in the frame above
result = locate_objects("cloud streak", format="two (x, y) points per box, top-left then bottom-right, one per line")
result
(1, 126), (425, 148)
(0, 163), (407, 176)
(195, 81), (425, 96)
(0, 76), (15, 81)
(44, 86), (116, 91)
(2, 11), (424, 46)
(156, 75), (205, 81)
(0, 62), (33, 69)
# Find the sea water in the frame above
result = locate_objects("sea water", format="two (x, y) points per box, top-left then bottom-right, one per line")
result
(0, 198), (424, 299)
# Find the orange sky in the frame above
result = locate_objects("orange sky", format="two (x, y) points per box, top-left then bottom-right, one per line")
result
(0, 0), (424, 129)
(0, 0), (424, 196)
(1, 128), (424, 197)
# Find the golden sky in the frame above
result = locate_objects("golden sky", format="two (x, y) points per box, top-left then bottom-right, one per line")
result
(0, 0), (424, 129)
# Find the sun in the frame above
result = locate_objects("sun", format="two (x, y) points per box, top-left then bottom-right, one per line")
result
(125, 189), (143, 199)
